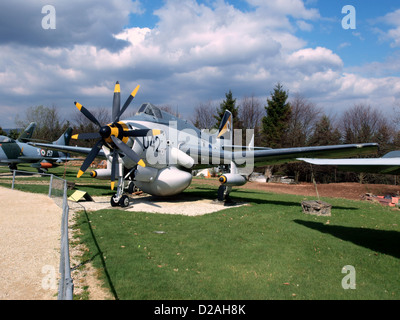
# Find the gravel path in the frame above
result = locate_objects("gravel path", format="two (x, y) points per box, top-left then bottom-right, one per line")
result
(0, 187), (61, 300)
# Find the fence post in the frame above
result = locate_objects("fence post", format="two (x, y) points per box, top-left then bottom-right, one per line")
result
(48, 174), (53, 197)
(12, 170), (16, 189)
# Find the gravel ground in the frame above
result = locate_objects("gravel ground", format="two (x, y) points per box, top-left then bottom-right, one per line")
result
(0, 187), (61, 300)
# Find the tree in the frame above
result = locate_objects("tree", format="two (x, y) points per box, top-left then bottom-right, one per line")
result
(340, 104), (383, 144)
(214, 90), (242, 130)
(285, 94), (322, 147)
(192, 101), (217, 129)
(0, 126), (6, 136)
(262, 83), (291, 148)
(239, 95), (264, 146)
(15, 105), (68, 142)
(309, 114), (342, 146)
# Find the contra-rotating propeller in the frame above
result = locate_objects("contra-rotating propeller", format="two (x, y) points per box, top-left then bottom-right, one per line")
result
(73, 81), (161, 190)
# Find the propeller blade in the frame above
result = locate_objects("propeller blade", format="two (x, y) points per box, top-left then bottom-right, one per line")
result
(110, 149), (118, 190)
(112, 82), (121, 123)
(111, 136), (146, 168)
(72, 132), (101, 140)
(114, 85), (140, 122)
(77, 139), (104, 178)
(123, 129), (162, 137)
(75, 102), (101, 127)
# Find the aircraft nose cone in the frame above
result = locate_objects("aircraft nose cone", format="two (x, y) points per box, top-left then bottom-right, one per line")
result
(99, 126), (111, 138)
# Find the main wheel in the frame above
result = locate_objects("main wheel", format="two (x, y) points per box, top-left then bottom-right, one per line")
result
(119, 195), (130, 207)
(110, 195), (119, 207)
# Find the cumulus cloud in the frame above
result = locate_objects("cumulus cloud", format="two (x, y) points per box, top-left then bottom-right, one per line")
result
(0, 0), (399, 128)
(0, 0), (138, 50)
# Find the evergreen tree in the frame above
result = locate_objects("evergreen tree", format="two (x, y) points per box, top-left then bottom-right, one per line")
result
(308, 115), (342, 146)
(214, 90), (242, 130)
(262, 83), (291, 148)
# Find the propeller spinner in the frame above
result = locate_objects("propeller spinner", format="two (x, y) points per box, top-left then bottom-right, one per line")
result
(73, 82), (159, 189)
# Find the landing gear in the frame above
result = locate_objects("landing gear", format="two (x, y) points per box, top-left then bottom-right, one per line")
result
(217, 185), (232, 202)
(119, 195), (130, 207)
(110, 194), (130, 207)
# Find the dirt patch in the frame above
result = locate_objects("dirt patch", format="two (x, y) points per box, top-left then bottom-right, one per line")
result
(192, 178), (400, 201)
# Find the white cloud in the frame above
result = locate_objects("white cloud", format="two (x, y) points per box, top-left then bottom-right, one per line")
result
(0, 0), (399, 129)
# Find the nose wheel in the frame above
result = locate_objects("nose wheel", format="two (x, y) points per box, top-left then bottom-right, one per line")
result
(111, 194), (130, 207)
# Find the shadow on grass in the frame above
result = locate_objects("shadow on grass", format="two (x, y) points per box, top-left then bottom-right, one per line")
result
(294, 220), (400, 259)
(188, 185), (359, 210)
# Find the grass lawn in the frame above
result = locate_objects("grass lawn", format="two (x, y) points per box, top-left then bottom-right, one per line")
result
(74, 183), (400, 300)
(2, 164), (399, 299)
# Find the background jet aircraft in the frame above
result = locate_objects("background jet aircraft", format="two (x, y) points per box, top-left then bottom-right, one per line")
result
(0, 123), (76, 172)
(298, 151), (400, 175)
(30, 81), (378, 206)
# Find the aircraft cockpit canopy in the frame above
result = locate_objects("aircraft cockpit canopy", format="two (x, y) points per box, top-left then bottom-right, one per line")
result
(137, 103), (163, 119)
(0, 136), (14, 143)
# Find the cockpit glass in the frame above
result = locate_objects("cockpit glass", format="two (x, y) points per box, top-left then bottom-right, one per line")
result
(0, 136), (12, 143)
(137, 103), (163, 119)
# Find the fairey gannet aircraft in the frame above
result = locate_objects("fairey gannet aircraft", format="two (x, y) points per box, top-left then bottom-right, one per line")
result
(30, 82), (379, 207)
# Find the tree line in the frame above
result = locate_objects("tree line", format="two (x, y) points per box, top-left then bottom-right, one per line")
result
(7, 82), (400, 184)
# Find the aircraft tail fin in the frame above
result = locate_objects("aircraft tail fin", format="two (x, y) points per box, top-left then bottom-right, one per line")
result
(217, 110), (233, 140)
(17, 122), (36, 142)
(54, 127), (73, 146)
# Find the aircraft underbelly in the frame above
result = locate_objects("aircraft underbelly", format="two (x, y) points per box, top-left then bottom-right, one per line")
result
(135, 166), (192, 197)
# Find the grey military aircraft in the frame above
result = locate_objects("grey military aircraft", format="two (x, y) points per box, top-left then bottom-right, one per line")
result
(0, 122), (75, 172)
(298, 151), (400, 175)
(29, 81), (379, 207)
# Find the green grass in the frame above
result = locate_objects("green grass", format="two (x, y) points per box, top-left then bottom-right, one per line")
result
(2, 164), (399, 299)
(74, 184), (400, 300)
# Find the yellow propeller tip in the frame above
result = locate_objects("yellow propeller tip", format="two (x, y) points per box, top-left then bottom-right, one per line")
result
(131, 85), (140, 97)
(75, 102), (83, 111)
(77, 170), (84, 178)
(72, 134), (79, 140)
(138, 159), (146, 168)
(111, 182), (115, 190)
(114, 83), (121, 93)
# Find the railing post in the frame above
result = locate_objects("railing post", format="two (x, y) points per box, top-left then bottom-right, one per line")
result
(48, 174), (53, 197)
(12, 170), (16, 189)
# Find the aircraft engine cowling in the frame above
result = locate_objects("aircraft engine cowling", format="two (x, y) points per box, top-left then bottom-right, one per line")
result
(90, 169), (112, 180)
(134, 166), (192, 197)
(219, 173), (247, 186)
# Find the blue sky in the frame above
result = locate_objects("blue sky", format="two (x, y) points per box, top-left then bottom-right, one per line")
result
(0, 0), (400, 129)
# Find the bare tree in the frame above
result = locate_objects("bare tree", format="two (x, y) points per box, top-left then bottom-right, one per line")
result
(340, 104), (392, 144)
(15, 105), (68, 142)
(238, 95), (264, 146)
(285, 94), (322, 147)
(191, 101), (217, 129)
(159, 104), (180, 118)
(239, 95), (263, 129)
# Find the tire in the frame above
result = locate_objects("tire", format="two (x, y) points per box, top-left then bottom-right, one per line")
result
(119, 195), (130, 207)
(110, 195), (119, 207)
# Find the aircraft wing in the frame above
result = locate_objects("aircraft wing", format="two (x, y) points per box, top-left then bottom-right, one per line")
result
(28, 142), (106, 158)
(238, 143), (379, 166)
(298, 155), (400, 174)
